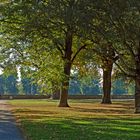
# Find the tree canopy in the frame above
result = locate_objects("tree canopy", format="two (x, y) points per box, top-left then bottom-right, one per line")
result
(0, 0), (140, 112)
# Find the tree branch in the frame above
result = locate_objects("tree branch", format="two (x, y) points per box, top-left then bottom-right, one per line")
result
(56, 44), (64, 57)
(115, 62), (136, 79)
(71, 44), (87, 62)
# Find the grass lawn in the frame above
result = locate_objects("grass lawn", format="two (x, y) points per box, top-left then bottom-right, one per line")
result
(8, 99), (140, 140)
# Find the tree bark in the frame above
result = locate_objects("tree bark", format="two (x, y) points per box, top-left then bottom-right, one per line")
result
(101, 61), (113, 104)
(135, 51), (140, 113)
(58, 31), (72, 107)
(135, 77), (140, 113)
(58, 82), (70, 107)
(58, 62), (71, 107)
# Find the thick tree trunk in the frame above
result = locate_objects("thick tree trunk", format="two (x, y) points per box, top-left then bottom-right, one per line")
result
(101, 62), (113, 104)
(58, 31), (72, 107)
(135, 77), (140, 113)
(58, 81), (70, 107)
(58, 62), (71, 107)
(135, 51), (140, 113)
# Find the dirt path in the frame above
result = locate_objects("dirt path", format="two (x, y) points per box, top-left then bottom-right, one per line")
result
(0, 100), (25, 140)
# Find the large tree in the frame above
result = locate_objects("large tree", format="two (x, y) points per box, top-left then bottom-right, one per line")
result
(0, 0), (93, 107)
(97, 0), (140, 112)
(80, 10), (118, 103)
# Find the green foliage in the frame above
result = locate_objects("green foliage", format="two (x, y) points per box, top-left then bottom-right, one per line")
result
(102, 0), (139, 77)
(0, 0), (94, 95)
(0, 0), (139, 98)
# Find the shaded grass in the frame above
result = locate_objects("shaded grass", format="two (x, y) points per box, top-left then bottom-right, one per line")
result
(8, 99), (140, 140)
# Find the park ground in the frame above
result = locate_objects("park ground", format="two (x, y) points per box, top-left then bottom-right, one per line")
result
(8, 99), (140, 140)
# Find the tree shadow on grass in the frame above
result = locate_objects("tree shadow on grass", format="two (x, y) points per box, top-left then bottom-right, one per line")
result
(23, 117), (140, 140)
(71, 102), (134, 114)
(11, 109), (59, 120)
(71, 107), (130, 114)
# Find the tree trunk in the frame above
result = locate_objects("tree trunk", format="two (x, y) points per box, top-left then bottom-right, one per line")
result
(58, 31), (72, 107)
(58, 81), (69, 107)
(58, 62), (71, 107)
(135, 77), (140, 113)
(135, 51), (140, 113)
(101, 62), (113, 104)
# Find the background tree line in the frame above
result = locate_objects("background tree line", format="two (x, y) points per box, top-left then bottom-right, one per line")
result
(0, 74), (38, 95)
(0, 73), (134, 96)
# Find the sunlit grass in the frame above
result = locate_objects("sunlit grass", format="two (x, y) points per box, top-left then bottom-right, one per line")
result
(8, 99), (140, 140)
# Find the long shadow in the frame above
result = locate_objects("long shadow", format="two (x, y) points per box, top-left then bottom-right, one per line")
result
(70, 107), (133, 114)
(12, 109), (58, 115)
(70, 102), (134, 114)
(22, 117), (140, 140)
